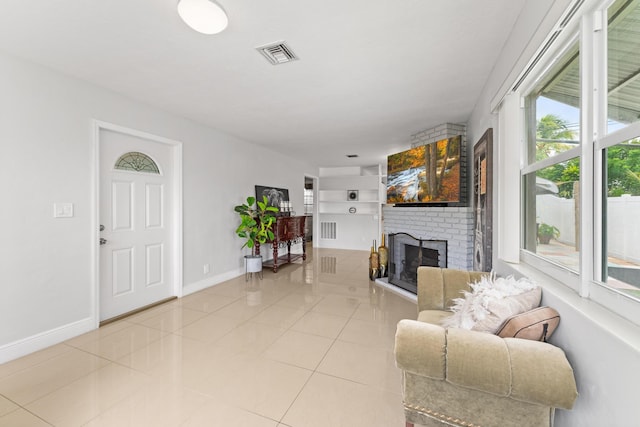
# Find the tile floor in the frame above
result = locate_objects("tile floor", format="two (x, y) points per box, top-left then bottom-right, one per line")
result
(0, 247), (418, 426)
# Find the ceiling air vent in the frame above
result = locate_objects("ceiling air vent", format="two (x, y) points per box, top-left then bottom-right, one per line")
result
(256, 41), (298, 65)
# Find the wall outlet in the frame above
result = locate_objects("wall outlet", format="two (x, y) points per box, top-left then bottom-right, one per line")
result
(203, 264), (210, 274)
(53, 203), (74, 218)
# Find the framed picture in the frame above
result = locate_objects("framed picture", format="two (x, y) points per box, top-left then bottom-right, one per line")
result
(473, 129), (493, 272)
(387, 135), (464, 206)
(255, 185), (289, 211)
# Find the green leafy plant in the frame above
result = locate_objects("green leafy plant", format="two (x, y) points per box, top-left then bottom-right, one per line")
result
(234, 195), (278, 255)
(537, 223), (560, 244)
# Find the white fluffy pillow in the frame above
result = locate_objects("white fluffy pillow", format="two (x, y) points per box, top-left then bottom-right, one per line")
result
(441, 275), (541, 333)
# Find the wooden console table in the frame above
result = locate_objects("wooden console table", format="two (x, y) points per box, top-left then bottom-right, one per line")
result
(256, 215), (306, 273)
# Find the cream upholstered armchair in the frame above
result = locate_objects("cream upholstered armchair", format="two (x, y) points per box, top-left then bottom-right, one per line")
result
(394, 267), (578, 427)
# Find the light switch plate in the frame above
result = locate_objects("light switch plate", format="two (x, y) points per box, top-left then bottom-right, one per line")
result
(54, 203), (74, 218)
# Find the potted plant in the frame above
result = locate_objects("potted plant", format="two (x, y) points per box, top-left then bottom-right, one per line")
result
(234, 195), (279, 274)
(537, 223), (559, 244)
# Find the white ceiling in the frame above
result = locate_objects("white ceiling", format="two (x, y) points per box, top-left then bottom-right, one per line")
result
(0, 0), (525, 168)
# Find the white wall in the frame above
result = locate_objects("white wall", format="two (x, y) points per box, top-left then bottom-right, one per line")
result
(496, 262), (640, 427)
(466, 0), (572, 145)
(0, 51), (316, 362)
(466, 1), (640, 425)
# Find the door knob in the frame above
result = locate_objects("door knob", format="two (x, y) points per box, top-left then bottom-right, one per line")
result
(100, 238), (107, 245)
(100, 224), (105, 232)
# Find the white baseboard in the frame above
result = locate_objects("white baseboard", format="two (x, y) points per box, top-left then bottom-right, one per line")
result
(183, 268), (244, 296)
(0, 316), (96, 364)
(1, 269), (248, 364)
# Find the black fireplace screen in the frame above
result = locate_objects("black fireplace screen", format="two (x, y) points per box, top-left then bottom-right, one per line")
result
(388, 233), (447, 294)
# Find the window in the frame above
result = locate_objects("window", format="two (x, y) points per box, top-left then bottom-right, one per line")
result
(114, 152), (160, 174)
(518, 0), (640, 314)
(523, 41), (581, 273)
(607, 0), (640, 133)
(523, 159), (581, 272)
(601, 138), (640, 300)
(599, 0), (640, 301)
(304, 188), (314, 214)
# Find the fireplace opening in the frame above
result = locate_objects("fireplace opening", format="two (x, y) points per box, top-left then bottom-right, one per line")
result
(388, 233), (447, 294)
(401, 245), (439, 282)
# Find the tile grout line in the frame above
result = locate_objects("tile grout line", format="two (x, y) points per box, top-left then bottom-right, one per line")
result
(276, 298), (362, 424)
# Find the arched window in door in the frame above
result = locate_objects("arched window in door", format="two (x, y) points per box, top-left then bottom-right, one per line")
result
(114, 151), (160, 174)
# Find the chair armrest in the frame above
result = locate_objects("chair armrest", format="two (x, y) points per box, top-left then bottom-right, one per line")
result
(504, 336), (578, 409)
(395, 319), (578, 410)
(395, 319), (446, 379)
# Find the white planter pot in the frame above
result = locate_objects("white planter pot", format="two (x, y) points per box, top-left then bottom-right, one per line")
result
(245, 255), (263, 273)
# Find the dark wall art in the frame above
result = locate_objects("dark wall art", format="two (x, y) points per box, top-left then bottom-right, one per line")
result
(473, 128), (493, 272)
(255, 185), (289, 210)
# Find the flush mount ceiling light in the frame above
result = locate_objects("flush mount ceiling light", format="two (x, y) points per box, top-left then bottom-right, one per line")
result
(177, 0), (228, 35)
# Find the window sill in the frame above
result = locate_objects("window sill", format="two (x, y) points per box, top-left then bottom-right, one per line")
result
(495, 258), (640, 353)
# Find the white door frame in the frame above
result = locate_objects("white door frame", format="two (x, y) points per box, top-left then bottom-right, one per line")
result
(304, 174), (319, 248)
(92, 120), (183, 328)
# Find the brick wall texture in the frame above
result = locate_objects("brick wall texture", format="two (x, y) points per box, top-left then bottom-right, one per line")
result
(382, 206), (474, 270)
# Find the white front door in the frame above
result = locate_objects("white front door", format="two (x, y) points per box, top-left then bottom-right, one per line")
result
(99, 128), (175, 321)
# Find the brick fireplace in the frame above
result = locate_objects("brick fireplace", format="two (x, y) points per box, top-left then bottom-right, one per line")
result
(378, 122), (474, 296)
(382, 122), (474, 273)
(383, 205), (474, 271)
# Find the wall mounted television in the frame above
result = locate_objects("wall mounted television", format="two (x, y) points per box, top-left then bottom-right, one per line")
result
(387, 135), (464, 206)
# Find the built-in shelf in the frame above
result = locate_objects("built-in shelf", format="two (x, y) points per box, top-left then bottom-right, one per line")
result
(317, 165), (384, 249)
(319, 204), (378, 215)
